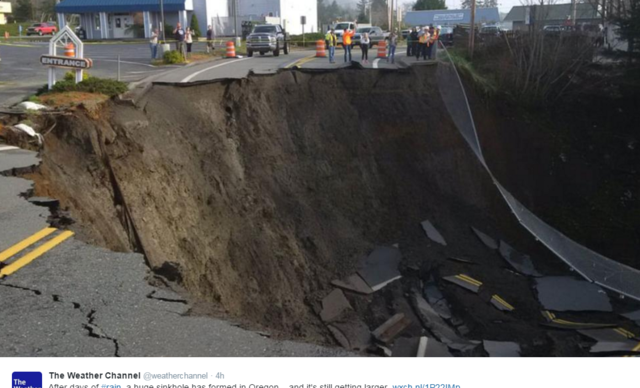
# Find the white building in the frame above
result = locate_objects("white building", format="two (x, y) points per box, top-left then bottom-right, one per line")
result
(55, 0), (228, 39)
(0, 2), (11, 25)
(238, 0), (317, 34)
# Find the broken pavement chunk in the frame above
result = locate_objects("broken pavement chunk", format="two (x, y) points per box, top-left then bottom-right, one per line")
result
(471, 227), (498, 250)
(421, 220), (447, 246)
(588, 341), (640, 353)
(490, 294), (515, 312)
(417, 336), (452, 357)
(372, 313), (411, 344)
(578, 328), (638, 343)
(443, 274), (482, 294)
(622, 310), (640, 325)
(535, 277), (613, 312)
(541, 310), (616, 330)
(320, 289), (352, 323)
(357, 246), (402, 292)
(483, 340), (521, 357)
(327, 310), (371, 351)
(498, 241), (541, 277)
(424, 278), (452, 320)
(411, 291), (479, 352)
(331, 273), (374, 295)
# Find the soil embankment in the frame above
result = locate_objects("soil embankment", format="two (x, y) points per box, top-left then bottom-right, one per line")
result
(25, 66), (624, 353)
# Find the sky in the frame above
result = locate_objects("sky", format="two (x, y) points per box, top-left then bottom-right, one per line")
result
(334, 0), (525, 14)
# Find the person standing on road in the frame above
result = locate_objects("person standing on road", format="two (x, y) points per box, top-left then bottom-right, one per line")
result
(173, 23), (186, 59)
(343, 25), (355, 63)
(185, 27), (193, 58)
(417, 27), (430, 61)
(326, 28), (338, 63)
(409, 27), (419, 58)
(387, 31), (398, 64)
(206, 25), (214, 54)
(150, 28), (159, 60)
(360, 32), (370, 64)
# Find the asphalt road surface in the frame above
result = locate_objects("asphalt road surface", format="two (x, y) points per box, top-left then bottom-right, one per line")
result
(0, 147), (351, 356)
(1, 41), (412, 106)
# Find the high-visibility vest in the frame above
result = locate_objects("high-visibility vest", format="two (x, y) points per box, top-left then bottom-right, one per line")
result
(419, 33), (430, 44)
(325, 33), (337, 47)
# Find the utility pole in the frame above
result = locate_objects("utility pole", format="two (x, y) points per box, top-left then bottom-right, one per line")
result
(469, 0), (476, 58)
(160, 0), (166, 41)
(233, 0), (240, 47)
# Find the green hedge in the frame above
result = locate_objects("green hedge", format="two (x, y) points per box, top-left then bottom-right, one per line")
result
(290, 32), (325, 42)
(163, 50), (185, 64)
(0, 23), (34, 36)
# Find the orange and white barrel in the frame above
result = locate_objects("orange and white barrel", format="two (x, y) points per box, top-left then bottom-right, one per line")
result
(226, 41), (236, 58)
(377, 40), (387, 58)
(64, 43), (75, 57)
(315, 40), (326, 58)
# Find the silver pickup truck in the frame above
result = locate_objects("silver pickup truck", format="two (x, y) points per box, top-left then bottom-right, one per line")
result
(353, 26), (390, 48)
(246, 24), (290, 57)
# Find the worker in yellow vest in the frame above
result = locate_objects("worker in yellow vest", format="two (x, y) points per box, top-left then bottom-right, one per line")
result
(417, 27), (430, 61)
(326, 28), (338, 63)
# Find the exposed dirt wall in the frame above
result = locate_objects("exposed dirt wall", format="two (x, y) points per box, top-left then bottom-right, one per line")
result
(29, 67), (542, 341)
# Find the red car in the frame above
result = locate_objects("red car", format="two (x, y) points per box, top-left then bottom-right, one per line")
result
(26, 23), (58, 36)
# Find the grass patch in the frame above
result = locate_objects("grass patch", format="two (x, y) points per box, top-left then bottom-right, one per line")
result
(0, 23), (33, 37)
(37, 73), (127, 97)
(447, 48), (497, 96)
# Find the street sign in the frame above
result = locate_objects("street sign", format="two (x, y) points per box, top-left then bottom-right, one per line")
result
(40, 55), (93, 69)
(301, 16), (306, 25)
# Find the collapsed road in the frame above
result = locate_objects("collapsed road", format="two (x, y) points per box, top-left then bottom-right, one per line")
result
(1, 51), (639, 356)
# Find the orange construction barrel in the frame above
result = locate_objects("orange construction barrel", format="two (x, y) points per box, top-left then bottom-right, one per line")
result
(315, 40), (326, 58)
(377, 40), (387, 58)
(226, 41), (236, 58)
(4, 31), (9, 39)
(64, 43), (75, 57)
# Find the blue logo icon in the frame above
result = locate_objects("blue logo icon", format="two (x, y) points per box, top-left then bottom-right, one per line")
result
(12, 372), (42, 388)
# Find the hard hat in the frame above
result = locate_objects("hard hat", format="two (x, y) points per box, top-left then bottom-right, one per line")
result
(437, 25), (441, 29)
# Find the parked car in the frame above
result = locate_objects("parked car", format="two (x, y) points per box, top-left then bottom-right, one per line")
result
(479, 25), (502, 37)
(353, 26), (389, 47)
(543, 25), (564, 34)
(26, 22), (57, 36)
(439, 26), (454, 46)
(246, 24), (290, 57)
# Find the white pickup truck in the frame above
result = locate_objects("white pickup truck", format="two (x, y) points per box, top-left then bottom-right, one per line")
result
(332, 22), (357, 46)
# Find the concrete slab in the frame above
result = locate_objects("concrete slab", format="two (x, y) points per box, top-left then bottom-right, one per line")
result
(421, 220), (447, 246)
(320, 289), (352, 323)
(326, 310), (371, 351)
(331, 273), (373, 295)
(357, 246), (402, 291)
(622, 310), (640, 325)
(535, 277), (613, 312)
(490, 294), (515, 312)
(498, 240), (541, 277)
(483, 340), (521, 357)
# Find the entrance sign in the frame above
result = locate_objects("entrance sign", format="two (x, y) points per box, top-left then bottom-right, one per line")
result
(40, 55), (93, 69)
(42, 26), (89, 90)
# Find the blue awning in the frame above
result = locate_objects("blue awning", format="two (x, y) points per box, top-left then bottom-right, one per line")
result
(405, 8), (500, 26)
(56, 0), (186, 14)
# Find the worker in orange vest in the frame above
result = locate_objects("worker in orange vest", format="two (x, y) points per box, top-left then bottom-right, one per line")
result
(343, 23), (355, 62)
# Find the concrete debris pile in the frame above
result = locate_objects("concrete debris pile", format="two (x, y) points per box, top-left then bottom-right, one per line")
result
(317, 219), (640, 357)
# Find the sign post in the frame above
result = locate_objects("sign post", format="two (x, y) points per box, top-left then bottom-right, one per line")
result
(301, 15), (306, 46)
(42, 26), (91, 90)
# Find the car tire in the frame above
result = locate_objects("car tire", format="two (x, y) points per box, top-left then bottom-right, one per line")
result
(273, 43), (280, 57)
(283, 43), (289, 55)
(260, 51), (265, 56)
(247, 50), (253, 57)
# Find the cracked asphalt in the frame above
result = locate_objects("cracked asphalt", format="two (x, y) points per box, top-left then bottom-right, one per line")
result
(0, 147), (350, 356)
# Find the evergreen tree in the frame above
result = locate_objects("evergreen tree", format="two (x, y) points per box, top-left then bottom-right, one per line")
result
(615, 0), (640, 56)
(413, 0), (447, 10)
(482, 0), (498, 8)
(14, 0), (34, 22)
(460, 0), (472, 9)
(189, 13), (201, 38)
(357, 0), (368, 22)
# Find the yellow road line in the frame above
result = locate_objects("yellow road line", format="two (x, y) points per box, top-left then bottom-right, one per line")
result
(285, 55), (316, 69)
(0, 227), (57, 262)
(492, 295), (515, 310)
(0, 231), (74, 277)
(614, 328), (635, 338)
(457, 274), (483, 287)
(633, 342), (640, 352)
